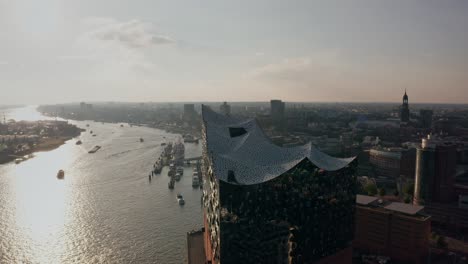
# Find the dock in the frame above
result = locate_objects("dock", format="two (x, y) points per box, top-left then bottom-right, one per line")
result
(187, 229), (206, 264)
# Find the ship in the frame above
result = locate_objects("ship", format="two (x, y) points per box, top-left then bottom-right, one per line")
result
(88, 145), (101, 154)
(183, 134), (199, 144)
(192, 175), (200, 188)
(57, 169), (65, 179)
(14, 154), (35, 164)
(176, 167), (184, 176)
(177, 194), (185, 205)
(168, 163), (176, 176)
(175, 173), (181, 182)
(168, 177), (175, 189)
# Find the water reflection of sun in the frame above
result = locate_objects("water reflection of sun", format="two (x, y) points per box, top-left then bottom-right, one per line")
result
(4, 105), (54, 122)
(12, 148), (74, 263)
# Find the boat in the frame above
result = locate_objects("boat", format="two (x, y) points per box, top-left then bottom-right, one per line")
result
(57, 169), (65, 179)
(76, 140), (82, 145)
(177, 194), (185, 205)
(168, 164), (176, 176)
(176, 167), (184, 176)
(175, 173), (181, 181)
(168, 178), (175, 189)
(14, 154), (35, 164)
(183, 134), (199, 144)
(92, 134), (97, 137)
(88, 145), (101, 154)
(192, 176), (200, 187)
(140, 138), (144, 143)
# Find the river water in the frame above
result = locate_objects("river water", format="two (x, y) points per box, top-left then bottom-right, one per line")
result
(0, 106), (203, 263)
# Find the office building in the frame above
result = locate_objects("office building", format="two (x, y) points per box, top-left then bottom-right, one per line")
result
(354, 195), (431, 264)
(183, 104), (197, 121)
(419, 109), (433, 129)
(270, 99), (285, 126)
(414, 135), (457, 205)
(201, 105), (357, 264)
(219, 102), (231, 116)
(369, 147), (416, 179)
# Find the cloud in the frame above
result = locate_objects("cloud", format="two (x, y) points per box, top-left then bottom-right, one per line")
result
(247, 51), (345, 82)
(248, 57), (313, 80)
(243, 52), (371, 101)
(56, 17), (179, 78)
(82, 18), (175, 49)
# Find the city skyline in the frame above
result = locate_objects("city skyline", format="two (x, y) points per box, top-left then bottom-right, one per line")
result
(2, 0), (468, 105)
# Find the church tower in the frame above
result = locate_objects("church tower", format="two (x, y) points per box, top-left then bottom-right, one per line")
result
(401, 90), (410, 123)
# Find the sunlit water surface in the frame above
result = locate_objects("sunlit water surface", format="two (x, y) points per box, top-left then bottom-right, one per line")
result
(0, 107), (202, 263)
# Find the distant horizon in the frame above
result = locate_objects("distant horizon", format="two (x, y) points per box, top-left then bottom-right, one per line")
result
(3, 100), (468, 108)
(2, 1), (468, 105)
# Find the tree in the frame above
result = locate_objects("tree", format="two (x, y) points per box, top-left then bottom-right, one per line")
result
(378, 188), (386, 196)
(404, 196), (411, 204)
(364, 182), (378, 196)
(403, 183), (415, 197)
(436, 235), (448, 249)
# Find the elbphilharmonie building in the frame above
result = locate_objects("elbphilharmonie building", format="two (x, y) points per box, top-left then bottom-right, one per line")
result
(201, 105), (357, 264)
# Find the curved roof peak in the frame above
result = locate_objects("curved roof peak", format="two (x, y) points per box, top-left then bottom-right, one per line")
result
(202, 105), (356, 185)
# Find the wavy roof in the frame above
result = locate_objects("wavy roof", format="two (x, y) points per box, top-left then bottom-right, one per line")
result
(202, 105), (355, 185)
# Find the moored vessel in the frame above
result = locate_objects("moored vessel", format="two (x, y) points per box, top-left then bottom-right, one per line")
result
(177, 194), (185, 205)
(88, 145), (101, 154)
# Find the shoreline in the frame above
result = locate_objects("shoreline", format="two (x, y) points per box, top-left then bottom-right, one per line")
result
(39, 111), (199, 138)
(0, 136), (74, 165)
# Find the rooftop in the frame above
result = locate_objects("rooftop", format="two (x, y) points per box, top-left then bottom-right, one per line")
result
(356, 194), (379, 205)
(202, 105), (355, 185)
(384, 202), (424, 216)
(357, 195), (428, 218)
(187, 230), (205, 264)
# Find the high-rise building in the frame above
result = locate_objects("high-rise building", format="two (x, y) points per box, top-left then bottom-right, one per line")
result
(419, 109), (433, 129)
(270, 99), (285, 125)
(414, 135), (457, 205)
(354, 195), (431, 264)
(201, 105), (357, 264)
(183, 104), (197, 121)
(368, 147), (416, 179)
(219, 102), (231, 116)
(400, 90), (410, 123)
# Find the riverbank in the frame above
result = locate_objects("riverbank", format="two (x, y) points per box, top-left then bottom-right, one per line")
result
(0, 119), (83, 165)
(0, 136), (75, 165)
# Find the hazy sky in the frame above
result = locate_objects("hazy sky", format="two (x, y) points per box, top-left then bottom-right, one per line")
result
(1, 0), (468, 104)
